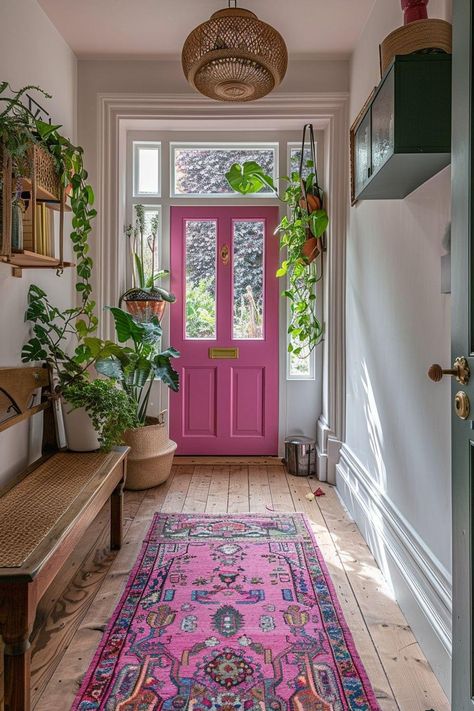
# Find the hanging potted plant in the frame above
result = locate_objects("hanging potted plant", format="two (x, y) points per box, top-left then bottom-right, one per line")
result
(225, 123), (329, 357)
(95, 307), (180, 489)
(120, 204), (175, 322)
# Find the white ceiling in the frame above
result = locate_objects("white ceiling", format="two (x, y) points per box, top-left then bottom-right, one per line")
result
(37, 0), (375, 59)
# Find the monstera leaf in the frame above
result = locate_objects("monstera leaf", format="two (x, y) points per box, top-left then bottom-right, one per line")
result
(225, 161), (275, 195)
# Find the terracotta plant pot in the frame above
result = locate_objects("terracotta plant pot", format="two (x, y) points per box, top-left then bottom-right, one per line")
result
(120, 288), (167, 323)
(123, 416), (177, 490)
(301, 235), (321, 264)
(62, 401), (100, 452)
(298, 192), (321, 214)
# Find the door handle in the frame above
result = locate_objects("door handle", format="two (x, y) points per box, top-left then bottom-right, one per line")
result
(428, 356), (470, 385)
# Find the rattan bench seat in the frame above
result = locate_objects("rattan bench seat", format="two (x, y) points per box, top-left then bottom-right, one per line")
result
(0, 450), (121, 569)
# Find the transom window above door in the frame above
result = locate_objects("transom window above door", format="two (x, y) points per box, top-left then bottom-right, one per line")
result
(170, 143), (278, 197)
(133, 141), (278, 200)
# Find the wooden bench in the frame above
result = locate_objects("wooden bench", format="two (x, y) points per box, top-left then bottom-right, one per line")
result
(0, 366), (129, 711)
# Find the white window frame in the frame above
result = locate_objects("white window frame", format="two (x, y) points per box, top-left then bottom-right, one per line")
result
(286, 142), (317, 381)
(287, 342), (317, 381)
(133, 141), (161, 198)
(170, 141), (279, 198)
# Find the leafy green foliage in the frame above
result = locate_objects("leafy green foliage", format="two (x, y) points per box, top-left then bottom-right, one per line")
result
(2, 84), (99, 379)
(225, 161), (275, 194)
(225, 158), (329, 355)
(21, 285), (104, 387)
(185, 277), (216, 338)
(95, 307), (180, 426)
(0, 83), (97, 312)
(62, 379), (138, 451)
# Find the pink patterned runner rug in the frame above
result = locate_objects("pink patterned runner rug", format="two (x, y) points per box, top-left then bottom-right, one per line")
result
(73, 512), (381, 710)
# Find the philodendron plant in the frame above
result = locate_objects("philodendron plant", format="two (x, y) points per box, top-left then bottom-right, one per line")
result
(226, 160), (329, 356)
(95, 307), (180, 426)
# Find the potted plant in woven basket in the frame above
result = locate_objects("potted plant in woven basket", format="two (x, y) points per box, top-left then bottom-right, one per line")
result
(120, 205), (175, 322)
(95, 307), (180, 489)
(226, 123), (329, 358)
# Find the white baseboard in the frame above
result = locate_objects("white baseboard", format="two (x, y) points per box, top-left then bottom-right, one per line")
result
(336, 444), (452, 697)
(317, 417), (342, 484)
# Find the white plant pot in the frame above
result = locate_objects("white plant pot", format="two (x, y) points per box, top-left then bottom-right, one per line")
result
(62, 401), (100, 452)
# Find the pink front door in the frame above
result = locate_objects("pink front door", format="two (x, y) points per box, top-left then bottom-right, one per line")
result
(170, 206), (280, 455)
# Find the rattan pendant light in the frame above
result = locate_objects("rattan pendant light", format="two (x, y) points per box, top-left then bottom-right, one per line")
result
(181, 0), (288, 102)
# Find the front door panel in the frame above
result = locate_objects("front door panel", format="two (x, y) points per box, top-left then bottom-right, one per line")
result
(170, 206), (279, 455)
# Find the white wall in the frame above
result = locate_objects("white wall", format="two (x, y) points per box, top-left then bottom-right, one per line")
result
(337, 0), (453, 694)
(0, 0), (77, 483)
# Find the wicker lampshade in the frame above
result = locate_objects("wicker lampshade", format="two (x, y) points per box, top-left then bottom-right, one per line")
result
(182, 6), (288, 102)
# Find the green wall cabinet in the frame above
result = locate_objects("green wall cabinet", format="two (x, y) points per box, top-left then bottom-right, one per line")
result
(351, 54), (451, 202)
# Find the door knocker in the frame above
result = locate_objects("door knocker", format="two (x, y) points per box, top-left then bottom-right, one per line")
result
(220, 244), (230, 265)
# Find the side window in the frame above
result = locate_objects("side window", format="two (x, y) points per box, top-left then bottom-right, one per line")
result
(133, 141), (161, 197)
(286, 143), (317, 381)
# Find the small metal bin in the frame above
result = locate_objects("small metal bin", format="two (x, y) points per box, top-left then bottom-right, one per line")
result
(284, 435), (316, 476)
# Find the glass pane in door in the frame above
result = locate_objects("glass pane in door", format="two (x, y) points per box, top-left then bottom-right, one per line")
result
(233, 220), (264, 339)
(185, 220), (217, 339)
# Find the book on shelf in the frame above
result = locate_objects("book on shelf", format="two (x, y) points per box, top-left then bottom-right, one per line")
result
(22, 202), (53, 256)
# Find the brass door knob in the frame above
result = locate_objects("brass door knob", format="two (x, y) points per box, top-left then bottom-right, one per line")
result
(455, 391), (470, 420)
(428, 356), (470, 385)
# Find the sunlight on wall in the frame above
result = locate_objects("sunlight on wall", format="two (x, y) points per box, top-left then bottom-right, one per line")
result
(361, 359), (387, 492)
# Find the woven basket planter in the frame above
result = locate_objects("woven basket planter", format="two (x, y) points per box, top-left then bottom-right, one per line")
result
(123, 417), (176, 490)
(380, 19), (452, 76)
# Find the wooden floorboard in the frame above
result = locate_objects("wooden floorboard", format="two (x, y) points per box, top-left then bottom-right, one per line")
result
(32, 462), (449, 711)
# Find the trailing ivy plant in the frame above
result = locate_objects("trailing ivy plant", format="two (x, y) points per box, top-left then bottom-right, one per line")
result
(62, 379), (138, 451)
(0, 83), (97, 337)
(0, 83), (100, 377)
(226, 160), (329, 356)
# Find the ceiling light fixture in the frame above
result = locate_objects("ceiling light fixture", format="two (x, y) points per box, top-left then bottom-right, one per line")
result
(181, 0), (288, 102)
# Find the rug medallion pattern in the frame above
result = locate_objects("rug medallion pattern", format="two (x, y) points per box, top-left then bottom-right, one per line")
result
(73, 513), (380, 710)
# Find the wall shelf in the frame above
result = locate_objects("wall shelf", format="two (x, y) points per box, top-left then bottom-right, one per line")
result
(351, 54), (452, 203)
(0, 251), (74, 277)
(20, 176), (72, 211)
(1, 143), (70, 275)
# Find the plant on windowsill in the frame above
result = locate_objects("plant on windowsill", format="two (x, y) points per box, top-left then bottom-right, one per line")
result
(95, 306), (180, 489)
(225, 152), (329, 357)
(120, 204), (176, 322)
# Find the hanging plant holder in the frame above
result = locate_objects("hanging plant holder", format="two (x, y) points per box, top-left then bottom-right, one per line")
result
(298, 124), (326, 264)
(119, 288), (168, 323)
